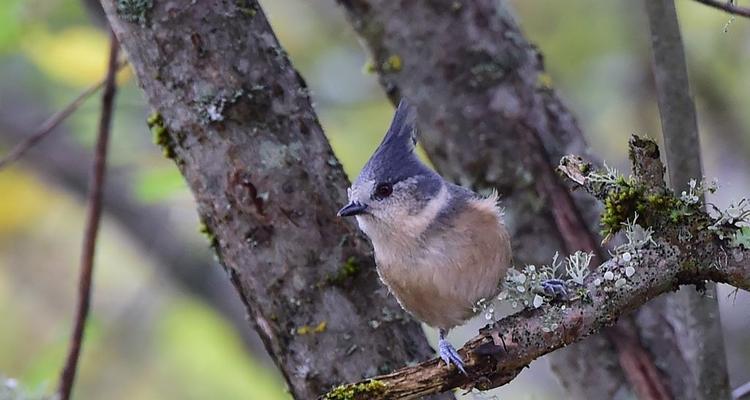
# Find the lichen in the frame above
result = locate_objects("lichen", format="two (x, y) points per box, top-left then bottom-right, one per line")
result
(146, 112), (176, 159)
(116, 0), (153, 26)
(196, 89), (246, 124)
(327, 256), (360, 285)
(296, 321), (327, 335)
(323, 380), (386, 400)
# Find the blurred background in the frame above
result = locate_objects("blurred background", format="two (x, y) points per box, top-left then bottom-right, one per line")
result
(0, 1), (749, 399)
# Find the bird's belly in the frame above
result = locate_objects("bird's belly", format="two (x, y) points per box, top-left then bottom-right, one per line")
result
(376, 252), (503, 330)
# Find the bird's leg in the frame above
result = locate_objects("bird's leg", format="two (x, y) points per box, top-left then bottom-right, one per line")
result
(541, 278), (568, 300)
(438, 329), (467, 375)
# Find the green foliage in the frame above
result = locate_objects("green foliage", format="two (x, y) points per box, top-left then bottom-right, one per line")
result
(156, 299), (290, 400)
(0, 0), (24, 53)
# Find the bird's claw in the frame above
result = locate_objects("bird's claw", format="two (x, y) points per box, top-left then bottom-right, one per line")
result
(438, 337), (467, 375)
(541, 278), (568, 300)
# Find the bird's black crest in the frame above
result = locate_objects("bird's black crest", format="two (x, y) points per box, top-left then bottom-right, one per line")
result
(357, 99), (433, 186)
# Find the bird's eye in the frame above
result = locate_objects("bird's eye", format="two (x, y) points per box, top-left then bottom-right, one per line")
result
(374, 183), (393, 199)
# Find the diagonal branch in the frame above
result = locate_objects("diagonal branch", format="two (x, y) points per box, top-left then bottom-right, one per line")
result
(691, 0), (750, 18)
(0, 61), (126, 170)
(57, 32), (120, 400)
(321, 136), (750, 399)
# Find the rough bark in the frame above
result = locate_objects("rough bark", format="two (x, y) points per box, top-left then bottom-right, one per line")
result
(97, 2), (450, 399)
(322, 136), (750, 399)
(335, 1), (674, 398)
(644, 1), (731, 398)
(0, 85), (272, 361)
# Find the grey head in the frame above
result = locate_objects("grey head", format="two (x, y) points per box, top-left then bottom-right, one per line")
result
(337, 99), (443, 230)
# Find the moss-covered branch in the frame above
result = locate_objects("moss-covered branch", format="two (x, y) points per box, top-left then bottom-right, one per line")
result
(321, 135), (750, 399)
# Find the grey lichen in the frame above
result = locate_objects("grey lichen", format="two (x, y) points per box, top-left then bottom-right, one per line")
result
(196, 89), (246, 124)
(116, 0), (153, 26)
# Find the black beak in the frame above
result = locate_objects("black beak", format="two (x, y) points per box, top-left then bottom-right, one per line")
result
(337, 201), (367, 217)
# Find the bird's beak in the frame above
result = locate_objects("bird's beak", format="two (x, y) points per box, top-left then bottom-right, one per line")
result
(337, 201), (367, 217)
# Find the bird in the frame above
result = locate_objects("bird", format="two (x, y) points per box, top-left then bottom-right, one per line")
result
(336, 98), (520, 374)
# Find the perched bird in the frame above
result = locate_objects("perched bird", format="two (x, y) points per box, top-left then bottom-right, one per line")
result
(336, 99), (515, 373)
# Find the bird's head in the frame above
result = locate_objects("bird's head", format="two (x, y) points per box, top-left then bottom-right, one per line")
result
(338, 99), (443, 236)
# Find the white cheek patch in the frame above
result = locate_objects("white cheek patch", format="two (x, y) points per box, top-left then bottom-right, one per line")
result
(350, 180), (375, 203)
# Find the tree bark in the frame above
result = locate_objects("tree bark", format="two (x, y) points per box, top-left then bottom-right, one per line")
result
(644, 1), (731, 398)
(334, 1), (675, 398)
(97, 2), (450, 399)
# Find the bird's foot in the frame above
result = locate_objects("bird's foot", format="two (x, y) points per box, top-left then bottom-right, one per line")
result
(541, 278), (568, 300)
(438, 337), (467, 375)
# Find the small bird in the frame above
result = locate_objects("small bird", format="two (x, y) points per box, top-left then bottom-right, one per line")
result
(337, 99), (513, 373)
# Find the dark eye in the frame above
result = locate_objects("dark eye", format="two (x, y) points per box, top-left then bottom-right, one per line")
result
(374, 182), (393, 199)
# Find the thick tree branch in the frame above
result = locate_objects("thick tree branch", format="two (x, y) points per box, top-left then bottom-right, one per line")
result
(644, 1), (731, 397)
(57, 33), (119, 400)
(691, 0), (750, 18)
(97, 2), (451, 399)
(323, 136), (750, 399)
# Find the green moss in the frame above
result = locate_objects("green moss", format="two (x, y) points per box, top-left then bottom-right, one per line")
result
(599, 172), (695, 237)
(235, 0), (257, 17)
(147, 112), (176, 159)
(323, 380), (386, 400)
(601, 179), (644, 236)
(361, 60), (376, 75)
(116, 0), (153, 26)
(198, 222), (219, 250)
(381, 55), (402, 73)
(578, 162), (591, 174)
(295, 321), (327, 335)
(327, 257), (360, 285)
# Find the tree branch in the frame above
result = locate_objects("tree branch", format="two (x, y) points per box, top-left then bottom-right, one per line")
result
(691, 0), (750, 18)
(322, 136), (750, 399)
(644, 1), (731, 397)
(0, 61), (125, 170)
(57, 32), (119, 400)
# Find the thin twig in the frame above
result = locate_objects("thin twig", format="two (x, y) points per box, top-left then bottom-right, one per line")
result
(692, 0), (750, 18)
(0, 61), (126, 170)
(56, 31), (120, 400)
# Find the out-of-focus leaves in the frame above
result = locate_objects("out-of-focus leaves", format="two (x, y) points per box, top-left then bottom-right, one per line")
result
(155, 299), (290, 400)
(0, 169), (48, 235)
(0, 0), (25, 54)
(21, 26), (109, 87)
(134, 166), (187, 203)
